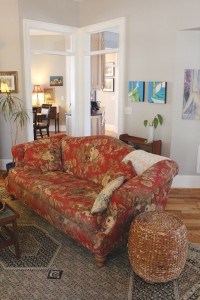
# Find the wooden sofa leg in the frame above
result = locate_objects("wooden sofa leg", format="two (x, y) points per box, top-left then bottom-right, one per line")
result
(95, 254), (106, 267)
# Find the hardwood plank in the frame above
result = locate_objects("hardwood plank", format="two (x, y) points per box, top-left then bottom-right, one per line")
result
(166, 188), (200, 246)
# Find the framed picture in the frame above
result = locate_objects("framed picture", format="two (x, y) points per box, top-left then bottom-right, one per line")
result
(0, 71), (18, 93)
(103, 78), (114, 92)
(148, 81), (167, 104)
(44, 88), (55, 103)
(182, 69), (200, 120)
(105, 63), (115, 77)
(50, 76), (63, 86)
(128, 81), (145, 102)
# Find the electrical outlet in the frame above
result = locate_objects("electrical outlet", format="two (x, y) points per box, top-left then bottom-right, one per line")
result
(125, 107), (132, 115)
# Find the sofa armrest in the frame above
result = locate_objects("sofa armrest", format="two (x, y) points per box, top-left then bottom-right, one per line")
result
(12, 143), (25, 167)
(100, 159), (179, 234)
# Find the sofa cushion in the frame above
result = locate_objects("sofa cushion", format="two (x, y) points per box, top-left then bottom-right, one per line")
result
(62, 135), (132, 186)
(101, 160), (137, 187)
(91, 176), (125, 214)
(24, 141), (63, 173)
(12, 133), (67, 168)
(8, 168), (103, 232)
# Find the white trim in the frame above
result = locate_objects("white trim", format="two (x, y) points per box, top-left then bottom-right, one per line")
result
(31, 49), (75, 56)
(172, 175), (200, 188)
(105, 124), (116, 132)
(81, 17), (125, 136)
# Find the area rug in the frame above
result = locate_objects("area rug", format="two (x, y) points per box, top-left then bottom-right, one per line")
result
(0, 183), (200, 300)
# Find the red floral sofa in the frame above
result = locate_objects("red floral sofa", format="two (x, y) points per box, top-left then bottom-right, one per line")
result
(5, 134), (179, 266)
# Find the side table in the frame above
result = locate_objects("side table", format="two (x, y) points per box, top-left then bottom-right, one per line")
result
(0, 203), (20, 259)
(119, 134), (162, 155)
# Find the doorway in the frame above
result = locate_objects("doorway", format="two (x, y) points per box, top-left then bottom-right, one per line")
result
(82, 17), (126, 137)
(23, 19), (77, 141)
(23, 18), (125, 139)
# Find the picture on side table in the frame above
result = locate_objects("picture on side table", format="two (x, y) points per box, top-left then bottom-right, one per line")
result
(44, 88), (55, 103)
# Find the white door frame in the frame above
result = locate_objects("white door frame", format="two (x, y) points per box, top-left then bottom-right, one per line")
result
(23, 19), (78, 140)
(80, 17), (126, 136)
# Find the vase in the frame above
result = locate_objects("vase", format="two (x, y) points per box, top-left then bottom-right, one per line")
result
(147, 126), (154, 143)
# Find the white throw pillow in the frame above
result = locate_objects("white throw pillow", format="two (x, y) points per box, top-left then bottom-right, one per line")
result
(91, 176), (125, 214)
(123, 150), (168, 175)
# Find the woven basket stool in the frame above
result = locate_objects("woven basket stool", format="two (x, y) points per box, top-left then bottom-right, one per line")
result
(128, 211), (188, 283)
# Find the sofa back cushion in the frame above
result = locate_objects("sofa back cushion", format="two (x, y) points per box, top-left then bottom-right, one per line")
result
(23, 134), (67, 172)
(13, 133), (67, 168)
(62, 135), (134, 186)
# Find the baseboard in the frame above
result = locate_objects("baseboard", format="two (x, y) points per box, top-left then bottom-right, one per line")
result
(105, 124), (116, 132)
(49, 125), (66, 133)
(172, 175), (200, 188)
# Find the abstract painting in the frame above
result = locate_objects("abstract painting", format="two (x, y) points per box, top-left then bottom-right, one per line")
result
(148, 81), (167, 104)
(128, 81), (145, 102)
(182, 69), (200, 120)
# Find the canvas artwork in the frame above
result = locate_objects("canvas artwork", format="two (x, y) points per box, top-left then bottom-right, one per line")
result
(50, 76), (63, 86)
(182, 69), (200, 120)
(148, 81), (167, 104)
(128, 81), (145, 102)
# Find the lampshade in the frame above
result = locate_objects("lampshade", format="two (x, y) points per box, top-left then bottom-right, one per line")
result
(32, 85), (43, 93)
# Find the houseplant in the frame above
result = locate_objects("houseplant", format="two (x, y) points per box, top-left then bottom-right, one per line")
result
(0, 91), (30, 171)
(143, 114), (163, 143)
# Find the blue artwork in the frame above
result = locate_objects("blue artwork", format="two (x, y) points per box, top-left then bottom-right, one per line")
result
(182, 69), (200, 120)
(128, 81), (145, 102)
(148, 81), (167, 104)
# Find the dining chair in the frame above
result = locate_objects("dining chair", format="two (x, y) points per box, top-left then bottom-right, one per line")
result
(34, 104), (52, 139)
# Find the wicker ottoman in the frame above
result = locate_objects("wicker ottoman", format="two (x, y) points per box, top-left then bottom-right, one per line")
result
(128, 211), (188, 283)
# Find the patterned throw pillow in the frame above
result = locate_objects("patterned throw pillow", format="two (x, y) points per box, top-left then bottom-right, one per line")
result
(101, 160), (137, 187)
(24, 141), (63, 173)
(91, 176), (125, 214)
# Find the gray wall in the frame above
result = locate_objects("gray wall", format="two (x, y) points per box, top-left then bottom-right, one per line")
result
(1, 0), (200, 178)
(19, 0), (80, 27)
(79, 0), (200, 176)
(171, 31), (200, 175)
(0, 0), (22, 161)
(0, 0), (79, 164)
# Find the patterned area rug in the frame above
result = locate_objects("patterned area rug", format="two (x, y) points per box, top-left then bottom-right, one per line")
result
(0, 183), (200, 300)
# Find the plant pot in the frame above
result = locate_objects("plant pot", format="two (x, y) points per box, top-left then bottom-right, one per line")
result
(147, 126), (154, 143)
(6, 162), (15, 173)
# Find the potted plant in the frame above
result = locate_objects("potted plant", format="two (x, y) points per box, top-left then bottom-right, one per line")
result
(143, 114), (163, 143)
(0, 91), (30, 171)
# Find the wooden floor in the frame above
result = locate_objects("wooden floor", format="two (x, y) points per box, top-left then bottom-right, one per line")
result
(166, 188), (200, 246)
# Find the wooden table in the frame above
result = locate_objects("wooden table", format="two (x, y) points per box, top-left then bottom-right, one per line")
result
(119, 134), (162, 155)
(0, 203), (20, 259)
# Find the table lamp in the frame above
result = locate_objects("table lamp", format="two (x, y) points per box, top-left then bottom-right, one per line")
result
(32, 85), (43, 105)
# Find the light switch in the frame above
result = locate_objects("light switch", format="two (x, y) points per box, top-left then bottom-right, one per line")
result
(196, 145), (200, 173)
